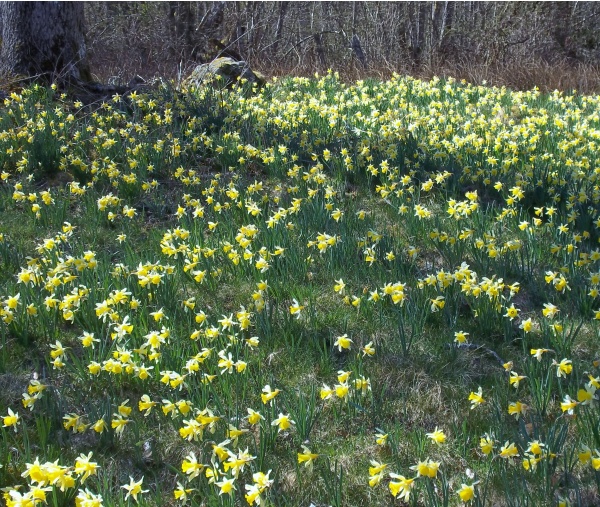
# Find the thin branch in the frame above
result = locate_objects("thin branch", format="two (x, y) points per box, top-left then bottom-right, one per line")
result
(283, 30), (340, 59)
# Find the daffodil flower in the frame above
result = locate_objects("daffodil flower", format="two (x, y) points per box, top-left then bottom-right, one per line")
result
(508, 400), (528, 419)
(468, 387), (485, 409)
(454, 331), (469, 344)
(333, 334), (352, 352)
(247, 408), (264, 425)
(174, 482), (194, 503)
(375, 432), (388, 446)
(271, 413), (295, 432)
(215, 477), (236, 496)
(530, 348), (550, 361)
(480, 434), (495, 455)
(298, 445), (318, 470)
(260, 385), (280, 405)
(457, 482), (478, 502)
(289, 299), (305, 318)
(411, 459), (440, 478)
(121, 476), (148, 503)
(388, 473), (414, 501)
(553, 358), (573, 378)
(3, 408), (20, 431)
(561, 395), (578, 414)
(181, 452), (204, 480)
(74, 452), (99, 483)
(509, 371), (527, 389)
(426, 427), (447, 444)
(499, 441), (519, 460)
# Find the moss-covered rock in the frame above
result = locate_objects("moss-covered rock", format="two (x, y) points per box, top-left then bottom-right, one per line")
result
(184, 57), (265, 89)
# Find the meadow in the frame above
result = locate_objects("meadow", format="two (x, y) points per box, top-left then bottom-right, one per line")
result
(1, 72), (600, 506)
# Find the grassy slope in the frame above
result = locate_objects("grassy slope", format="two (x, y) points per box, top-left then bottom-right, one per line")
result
(1, 75), (600, 506)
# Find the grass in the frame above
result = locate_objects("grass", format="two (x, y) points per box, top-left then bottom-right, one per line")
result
(1, 73), (600, 506)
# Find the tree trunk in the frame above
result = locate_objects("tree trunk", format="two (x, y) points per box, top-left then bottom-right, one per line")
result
(0, 1), (91, 83)
(272, 2), (289, 55)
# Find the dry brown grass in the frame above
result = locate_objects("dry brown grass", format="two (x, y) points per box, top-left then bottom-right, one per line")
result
(88, 44), (600, 95)
(260, 57), (600, 95)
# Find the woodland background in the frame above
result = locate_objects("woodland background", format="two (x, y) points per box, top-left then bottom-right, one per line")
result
(85, 1), (600, 92)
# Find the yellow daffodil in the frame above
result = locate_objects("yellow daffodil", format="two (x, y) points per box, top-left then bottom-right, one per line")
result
(468, 387), (485, 409)
(553, 358), (573, 378)
(499, 441), (519, 460)
(509, 371), (527, 389)
(298, 445), (318, 470)
(480, 434), (495, 455)
(454, 331), (469, 344)
(388, 473), (414, 501)
(3, 408), (20, 431)
(74, 452), (99, 483)
(121, 476), (148, 502)
(260, 385), (280, 405)
(247, 408), (264, 425)
(374, 431), (388, 446)
(426, 427), (447, 444)
(271, 413), (295, 432)
(215, 477), (236, 496)
(457, 483), (477, 502)
(333, 334), (352, 352)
